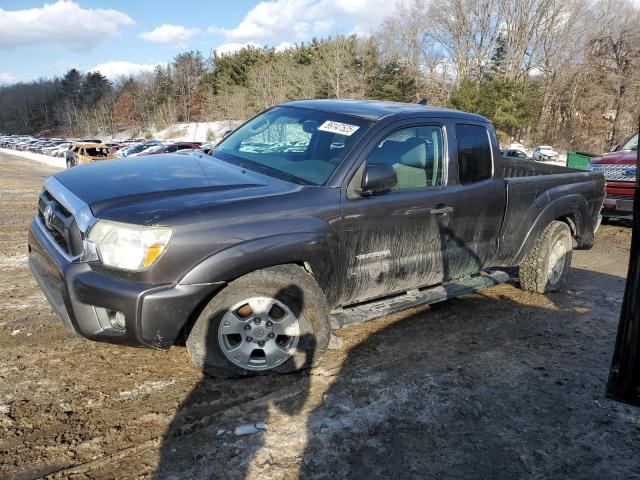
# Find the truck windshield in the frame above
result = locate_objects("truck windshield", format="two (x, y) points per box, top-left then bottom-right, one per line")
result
(214, 106), (372, 185)
(622, 133), (638, 151)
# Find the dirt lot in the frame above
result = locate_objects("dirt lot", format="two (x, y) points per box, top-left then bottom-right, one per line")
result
(0, 152), (639, 479)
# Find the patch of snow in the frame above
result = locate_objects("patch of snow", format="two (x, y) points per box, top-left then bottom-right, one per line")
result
(153, 121), (241, 143)
(119, 379), (176, 399)
(0, 148), (65, 169)
(234, 422), (267, 436)
(0, 255), (28, 270)
(10, 329), (20, 336)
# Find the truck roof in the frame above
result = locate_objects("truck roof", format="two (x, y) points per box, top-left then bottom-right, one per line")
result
(282, 99), (490, 123)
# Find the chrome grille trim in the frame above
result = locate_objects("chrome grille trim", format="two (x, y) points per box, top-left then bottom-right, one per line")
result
(35, 177), (97, 263)
(43, 177), (97, 233)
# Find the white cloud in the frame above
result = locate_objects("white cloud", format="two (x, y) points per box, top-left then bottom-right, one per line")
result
(0, 73), (19, 84)
(215, 42), (262, 56)
(274, 41), (294, 52)
(0, 1), (134, 50)
(210, 0), (403, 45)
(139, 24), (201, 45)
(89, 61), (161, 80)
(214, 41), (295, 56)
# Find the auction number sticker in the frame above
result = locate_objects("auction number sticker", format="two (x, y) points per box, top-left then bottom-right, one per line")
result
(318, 120), (360, 136)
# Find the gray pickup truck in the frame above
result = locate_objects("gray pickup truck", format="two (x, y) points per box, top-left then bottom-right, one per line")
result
(28, 100), (605, 377)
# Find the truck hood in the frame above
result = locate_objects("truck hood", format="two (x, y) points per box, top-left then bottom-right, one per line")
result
(54, 154), (302, 224)
(592, 149), (637, 164)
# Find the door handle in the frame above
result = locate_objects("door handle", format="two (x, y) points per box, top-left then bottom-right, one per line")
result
(430, 206), (453, 216)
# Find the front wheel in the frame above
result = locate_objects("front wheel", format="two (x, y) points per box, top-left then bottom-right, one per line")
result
(519, 221), (573, 293)
(186, 265), (331, 378)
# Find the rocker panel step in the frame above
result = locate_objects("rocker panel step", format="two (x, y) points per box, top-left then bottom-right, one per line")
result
(329, 270), (510, 329)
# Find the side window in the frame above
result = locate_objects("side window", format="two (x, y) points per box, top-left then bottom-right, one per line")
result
(367, 125), (444, 190)
(166, 145), (178, 152)
(456, 124), (492, 184)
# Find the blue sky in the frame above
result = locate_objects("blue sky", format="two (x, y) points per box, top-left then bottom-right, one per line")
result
(0, 0), (401, 83)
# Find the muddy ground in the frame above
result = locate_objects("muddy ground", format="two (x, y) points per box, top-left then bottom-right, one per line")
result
(0, 152), (638, 479)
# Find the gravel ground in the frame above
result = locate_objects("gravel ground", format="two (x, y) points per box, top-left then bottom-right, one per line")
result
(0, 152), (638, 479)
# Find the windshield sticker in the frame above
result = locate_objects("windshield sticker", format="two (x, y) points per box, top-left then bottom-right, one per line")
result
(318, 120), (360, 136)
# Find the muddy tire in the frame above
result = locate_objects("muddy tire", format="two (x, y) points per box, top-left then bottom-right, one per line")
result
(519, 221), (573, 293)
(186, 264), (331, 378)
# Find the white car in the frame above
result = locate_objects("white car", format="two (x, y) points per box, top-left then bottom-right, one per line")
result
(532, 145), (559, 161)
(51, 143), (71, 157)
(508, 142), (528, 156)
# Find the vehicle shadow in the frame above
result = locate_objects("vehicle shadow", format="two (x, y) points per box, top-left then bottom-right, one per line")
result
(296, 267), (630, 479)
(155, 285), (317, 480)
(155, 267), (633, 479)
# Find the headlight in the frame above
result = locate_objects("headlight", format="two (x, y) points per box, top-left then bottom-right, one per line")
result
(87, 220), (173, 271)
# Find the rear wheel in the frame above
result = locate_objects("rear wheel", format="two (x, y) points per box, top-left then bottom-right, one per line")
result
(186, 264), (331, 378)
(519, 221), (573, 293)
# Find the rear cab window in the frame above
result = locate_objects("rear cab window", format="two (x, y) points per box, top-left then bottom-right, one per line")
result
(456, 124), (493, 184)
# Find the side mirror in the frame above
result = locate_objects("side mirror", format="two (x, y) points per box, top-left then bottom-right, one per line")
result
(361, 164), (397, 196)
(610, 144), (620, 152)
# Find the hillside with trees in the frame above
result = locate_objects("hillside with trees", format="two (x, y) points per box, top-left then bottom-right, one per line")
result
(0, 0), (638, 151)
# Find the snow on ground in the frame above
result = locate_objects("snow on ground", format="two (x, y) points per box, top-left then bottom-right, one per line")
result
(153, 121), (241, 143)
(103, 121), (242, 143)
(0, 148), (65, 170)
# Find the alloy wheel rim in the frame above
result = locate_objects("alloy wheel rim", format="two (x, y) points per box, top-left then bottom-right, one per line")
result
(218, 296), (300, 371)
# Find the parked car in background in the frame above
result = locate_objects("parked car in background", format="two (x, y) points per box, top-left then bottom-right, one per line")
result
(532, 145), (559, 161)
(50, 143), (71, 157)
(136, 142), (202, 156)
(507, 142), (528, 156)
(67, 143), (115, 168)
(501, 149), (532, 160)
(117, 142), (160, 158)
(587, 132), (638, 218)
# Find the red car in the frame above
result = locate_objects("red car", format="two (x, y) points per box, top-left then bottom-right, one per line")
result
(588, 133), (637, 218)
(139, 142), (202, 155)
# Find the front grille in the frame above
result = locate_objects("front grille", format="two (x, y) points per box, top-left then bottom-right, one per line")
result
(37, 189), (83, 256)
(600, 164), (636, 182)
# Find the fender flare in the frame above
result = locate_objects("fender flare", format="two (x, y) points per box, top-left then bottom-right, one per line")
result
(511, 194), (595, 265)
(178, 232), (334, 288)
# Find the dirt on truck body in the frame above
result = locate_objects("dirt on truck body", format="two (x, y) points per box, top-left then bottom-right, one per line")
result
(0, 151), (639, 479)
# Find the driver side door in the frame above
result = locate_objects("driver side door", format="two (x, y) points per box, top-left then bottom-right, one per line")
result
(336, 122), (452, 305)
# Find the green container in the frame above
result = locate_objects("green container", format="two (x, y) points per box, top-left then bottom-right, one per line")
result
(567, 151), (598, 170)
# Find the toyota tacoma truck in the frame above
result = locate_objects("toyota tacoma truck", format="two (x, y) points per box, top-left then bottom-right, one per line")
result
(28, 100), (605, 378)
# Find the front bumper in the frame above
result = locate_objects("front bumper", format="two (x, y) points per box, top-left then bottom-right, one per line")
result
(602, 182), (634, 217)
(28, 219), (222, 349)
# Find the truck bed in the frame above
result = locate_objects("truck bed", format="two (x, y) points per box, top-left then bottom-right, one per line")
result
(494, 157), (605, 267)
(502, 157), (580, 177)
